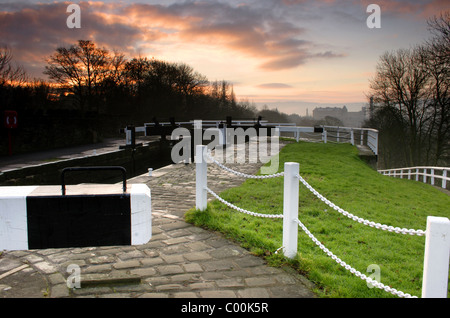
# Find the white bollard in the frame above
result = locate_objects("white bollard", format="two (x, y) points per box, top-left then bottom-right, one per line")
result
(443, 170), (447, 189)
(421, 216), (450, 298)
(282, 162), (299, 259)
(196, 145), (208, 211)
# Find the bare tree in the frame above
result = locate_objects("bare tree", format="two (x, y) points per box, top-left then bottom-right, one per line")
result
(368, 12), (450, 167)
(422, 12), (450, 164)
(44, 40), (111, 111)
(0, 46), (27, 87)
(369, 48), (431, 165)
(123, 57), (152, 96)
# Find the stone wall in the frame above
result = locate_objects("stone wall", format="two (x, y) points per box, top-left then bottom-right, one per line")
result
(0, 141), (172, 186)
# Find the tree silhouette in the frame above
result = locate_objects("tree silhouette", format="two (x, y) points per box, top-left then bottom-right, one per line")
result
(44, 40), (111, 112)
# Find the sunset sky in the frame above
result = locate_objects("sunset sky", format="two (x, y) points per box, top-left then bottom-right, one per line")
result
(1, 0), (448, 116)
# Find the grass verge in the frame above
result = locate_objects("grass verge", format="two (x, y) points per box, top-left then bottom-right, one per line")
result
(185, 141), (450, 298)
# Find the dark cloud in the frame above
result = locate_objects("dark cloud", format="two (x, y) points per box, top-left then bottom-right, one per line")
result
(0, 2), (147, 78)
(0, 0), (348, 78)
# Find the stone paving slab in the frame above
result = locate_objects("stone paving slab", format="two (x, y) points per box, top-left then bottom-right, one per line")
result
(0, 141), (316, 299)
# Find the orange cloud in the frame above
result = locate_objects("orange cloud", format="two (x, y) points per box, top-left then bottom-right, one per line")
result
(0, 1), (347, 77)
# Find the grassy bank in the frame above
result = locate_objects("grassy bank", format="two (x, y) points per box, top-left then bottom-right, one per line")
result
(185, 141), (450, 298)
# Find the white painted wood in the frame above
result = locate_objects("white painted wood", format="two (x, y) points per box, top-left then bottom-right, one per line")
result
(130, 184), (152, 246)
(1, 184), (152, 250)
(196, 145), (208, 211)
(282, 162), (299, 259)
(422, 216), (450, 298)
(0, 186), (37, 250)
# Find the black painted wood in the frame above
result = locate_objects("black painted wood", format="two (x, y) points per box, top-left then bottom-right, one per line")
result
(26, 194), (131, 249)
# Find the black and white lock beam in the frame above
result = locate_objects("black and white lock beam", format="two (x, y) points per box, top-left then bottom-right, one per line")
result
(0, 172), (151, 251)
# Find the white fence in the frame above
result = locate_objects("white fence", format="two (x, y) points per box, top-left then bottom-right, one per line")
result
(276, 125), (379, 156)
(378, 167), (450, 190)
(321, 126), (379, 156)
(195, 145), (450, 298)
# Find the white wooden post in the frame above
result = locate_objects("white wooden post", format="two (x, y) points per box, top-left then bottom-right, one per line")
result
(430, 168), (435, 186)
(374, 131), (378, 156)
(443, 170), (447, 189)
(323, 129), (327, 143)
(196, 145), (208, 211)
(350, 129), (354, 145)
(421, 216), (450, 298)
(283, 162), (299, 259)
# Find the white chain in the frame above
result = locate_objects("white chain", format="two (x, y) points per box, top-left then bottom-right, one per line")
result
(296, 174), (426, 236)
(294, 218), (418, 298)
(205, 187), (283, 219)
(205, 152), (284, 179)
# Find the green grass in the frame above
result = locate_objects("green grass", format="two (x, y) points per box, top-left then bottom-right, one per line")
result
(185, 141), (450, 298)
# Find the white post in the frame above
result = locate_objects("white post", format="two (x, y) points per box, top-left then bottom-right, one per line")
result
(421, 216), (450, 298)
(196, 145), (208, 211)
(323, 129), (327, 143)
(443, 170), (447, 189)
(283, 162), (299, 259)
(430, 169), (435, 186)
(350, 129), (354, 145)
(374, 131), (378, 156)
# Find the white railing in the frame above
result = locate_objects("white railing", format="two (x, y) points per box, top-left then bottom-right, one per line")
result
(195, 145), (450, 298)
(378, 166), (450, 190)
(321, 126), (379, 156)
(275, 126), (322, 143)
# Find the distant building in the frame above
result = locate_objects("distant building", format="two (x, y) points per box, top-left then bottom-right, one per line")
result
(312, 105), (367, 127)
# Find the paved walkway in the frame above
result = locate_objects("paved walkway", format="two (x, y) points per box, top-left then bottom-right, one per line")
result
(0, 142), (316, 299)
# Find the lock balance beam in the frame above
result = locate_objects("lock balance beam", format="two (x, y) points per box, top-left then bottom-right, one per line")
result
(0, 183), (151, 250)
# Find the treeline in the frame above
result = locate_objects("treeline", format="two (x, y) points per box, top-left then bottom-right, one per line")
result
(366, 12), (450, 168)
(0, 40), (261, 155)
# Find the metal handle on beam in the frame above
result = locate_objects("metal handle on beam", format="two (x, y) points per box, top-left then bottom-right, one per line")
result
(61, 166), (127, 195)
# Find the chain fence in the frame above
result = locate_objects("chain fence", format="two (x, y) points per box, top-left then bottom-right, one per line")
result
(205, 186), (283, 219)
(202, 155), (426, 298)
(294, 218), (417, 298)
(295, 173), (426, 236)
(205, 151), (284, 179)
